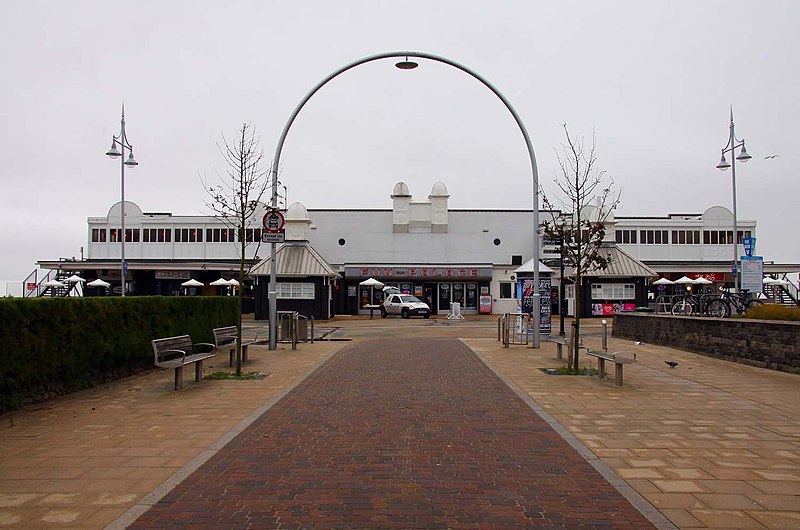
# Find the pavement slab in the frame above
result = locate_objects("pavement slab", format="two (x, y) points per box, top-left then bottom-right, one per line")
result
(128, 338), (657, 529)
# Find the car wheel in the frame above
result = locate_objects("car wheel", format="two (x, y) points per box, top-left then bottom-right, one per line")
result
(401, 308), (409, 319)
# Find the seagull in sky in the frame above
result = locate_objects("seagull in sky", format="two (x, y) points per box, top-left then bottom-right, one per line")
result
(764, 154), (780, 159)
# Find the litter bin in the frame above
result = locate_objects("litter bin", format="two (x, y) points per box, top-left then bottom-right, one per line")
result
(277, 311), (297, 342)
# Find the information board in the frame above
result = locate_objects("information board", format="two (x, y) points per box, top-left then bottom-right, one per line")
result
(740, 256), (764, 293)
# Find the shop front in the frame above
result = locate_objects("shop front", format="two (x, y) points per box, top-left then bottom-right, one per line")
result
(345, 266), (492, 315)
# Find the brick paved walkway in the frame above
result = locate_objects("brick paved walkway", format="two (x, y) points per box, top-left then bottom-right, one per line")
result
(130, 338), (655, 529)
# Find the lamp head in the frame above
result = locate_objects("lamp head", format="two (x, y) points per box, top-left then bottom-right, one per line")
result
(716, 153), (730, 171)
(736, 144), (752, 162)
(124, 151), (138, 167)
(106, 140), (121, 158)
(395, 56), (419, 70)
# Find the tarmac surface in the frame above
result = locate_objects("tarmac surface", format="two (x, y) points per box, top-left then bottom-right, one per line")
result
(0, 315), (798, 529)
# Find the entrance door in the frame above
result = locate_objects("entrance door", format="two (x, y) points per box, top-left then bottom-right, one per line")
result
(465, 283), (478, 311)
(438, 283), (451, 314)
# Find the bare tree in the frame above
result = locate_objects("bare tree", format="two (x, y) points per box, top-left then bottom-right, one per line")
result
(203, 123), (271, 376)
(540, 124), (620, 371)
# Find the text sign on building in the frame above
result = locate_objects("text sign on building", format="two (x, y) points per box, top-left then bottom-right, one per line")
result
(351, 266), (491, 280)
(261, 232), (285, 244)
(740, 256), (764, 293)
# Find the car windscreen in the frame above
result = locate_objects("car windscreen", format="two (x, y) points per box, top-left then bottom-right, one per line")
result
(400, 296), (423, 303)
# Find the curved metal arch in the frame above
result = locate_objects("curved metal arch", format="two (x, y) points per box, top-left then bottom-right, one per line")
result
(268, 51), (541, 348)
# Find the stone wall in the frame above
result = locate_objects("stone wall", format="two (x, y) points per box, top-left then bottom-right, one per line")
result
(613, 313), (800, 374)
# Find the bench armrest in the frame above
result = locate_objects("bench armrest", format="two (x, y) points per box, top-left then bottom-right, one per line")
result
(194, 342), (216, 353)
(157, 348), (187, 364)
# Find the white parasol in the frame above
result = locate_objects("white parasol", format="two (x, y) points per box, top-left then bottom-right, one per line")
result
(209, 278), (229, 286)
(673, 276), (698, 284)
(87, 278), (111, 288)
(43, 280), (66, 288)
(653, 278), (674, 285)
(226, 278), (240, 286)
(694, 277), (713, 285)
(181, 279), (204, 287)
(66, 274), (85, 283)
(359, 278), (384, 307)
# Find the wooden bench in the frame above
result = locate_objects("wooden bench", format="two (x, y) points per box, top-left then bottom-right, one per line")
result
(213, 326), (257, 367)
(151, 335), (216, 390)
(585, 350), (636, 387)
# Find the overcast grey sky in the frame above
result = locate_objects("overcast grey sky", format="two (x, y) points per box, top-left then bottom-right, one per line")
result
(1, 0), (798, 285)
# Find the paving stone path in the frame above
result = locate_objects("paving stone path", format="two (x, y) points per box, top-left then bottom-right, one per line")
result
(130, 338), (655, 529)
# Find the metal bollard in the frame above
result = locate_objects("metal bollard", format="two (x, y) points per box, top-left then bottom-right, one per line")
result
(601, 319), (608, 352)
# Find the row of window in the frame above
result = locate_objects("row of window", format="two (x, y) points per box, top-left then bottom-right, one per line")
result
(615, 229), (753, 245)
(92, 227), (265, 244)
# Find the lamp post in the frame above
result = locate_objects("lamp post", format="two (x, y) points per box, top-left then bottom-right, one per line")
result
(105, 106), (139, 297)
(715, 108), (751, 293)
(267, 51), (541, 349)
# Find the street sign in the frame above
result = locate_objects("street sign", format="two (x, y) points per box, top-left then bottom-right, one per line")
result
(740, 255), (764, 293)
(262, 209), (285, 233)
(742, 237), (756, 257)
(261, 232), (285, 244)
(122, 260), (128, 274)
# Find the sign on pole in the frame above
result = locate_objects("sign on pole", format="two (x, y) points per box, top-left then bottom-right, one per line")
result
(261, 232), (285, 244)
(262, 209), (285, 232)
(740, 255), (764, 293)
(742, 237), (756, 257)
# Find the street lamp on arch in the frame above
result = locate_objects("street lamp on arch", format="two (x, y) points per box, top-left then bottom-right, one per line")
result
(105, 105), (139, 297)
(266, 51), (542, 350)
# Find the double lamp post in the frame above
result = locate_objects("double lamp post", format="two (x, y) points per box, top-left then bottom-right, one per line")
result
(715, 109), (751, 293)
(105, 107), (139, 297)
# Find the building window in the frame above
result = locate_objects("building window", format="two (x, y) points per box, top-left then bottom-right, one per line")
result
(275, 282), (315, 299)
(110, 229), (120, 242)
(499, 282), (513, 299)
(639, 229), (669, 245)
(206, 228), (236, 242)
(671, 230), (701, 245)
(239, 228), (262, 242)
(702, 230), (752, 245)
(511, 255), (523, 265)
(615, 230), (637, 244)
(91, 228), (107, 243)
(175, 228), (204, 242)
(591, 283), (635, 300)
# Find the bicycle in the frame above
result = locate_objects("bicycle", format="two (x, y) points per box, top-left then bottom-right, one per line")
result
(718, 289), (765, 316)
(671, 293), (729, 318)
(671, 294), (698, 316)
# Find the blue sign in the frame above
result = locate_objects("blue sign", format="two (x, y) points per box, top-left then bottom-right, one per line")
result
(742, 237), (756, 257)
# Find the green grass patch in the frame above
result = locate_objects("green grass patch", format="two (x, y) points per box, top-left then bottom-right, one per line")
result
(204, 371), (268, 380)
(745, 304), (800, 321)
(541, 366), (600, 376)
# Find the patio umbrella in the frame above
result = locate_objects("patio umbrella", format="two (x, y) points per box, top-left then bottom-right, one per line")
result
(694, 277), (713, 285)
(66, 274), (85, 283)
(762, 277), (779, 285)
(181, 279), (204, 287)
(226, 278), (240, 286)
(653, 278), (674, 285)
(87, 279), (111, 288)
(359, 278), (384, 307)
(43, 280), (66, 288)
(209, 278), (229, 286)
(673, 276), (698, 284)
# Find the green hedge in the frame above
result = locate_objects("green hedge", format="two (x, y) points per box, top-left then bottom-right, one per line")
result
(0, 296), (238, 412)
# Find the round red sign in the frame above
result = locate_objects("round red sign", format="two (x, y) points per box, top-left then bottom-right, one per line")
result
(262, 210), (285, 232)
